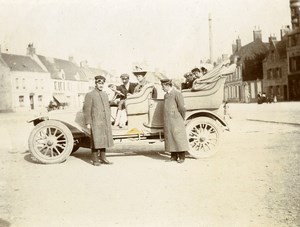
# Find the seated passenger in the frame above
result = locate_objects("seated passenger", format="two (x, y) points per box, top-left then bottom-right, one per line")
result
(108, 74), (138, 128)
(191, 67), (203, 79)
(200, 67), (208, 75)
(181, 72), (195, 90)
(133, 69), (157, 98)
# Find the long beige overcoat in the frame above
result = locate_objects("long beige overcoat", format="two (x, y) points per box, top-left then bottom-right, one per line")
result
(83, 89), (114, 149)
(163, 88), (189, 152)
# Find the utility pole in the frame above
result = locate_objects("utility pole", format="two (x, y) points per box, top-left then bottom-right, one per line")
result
(208, 13), (213, 64)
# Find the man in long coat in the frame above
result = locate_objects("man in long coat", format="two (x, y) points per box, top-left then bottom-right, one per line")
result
(161, 79), (189, 163)
(83, 75), (114, 166)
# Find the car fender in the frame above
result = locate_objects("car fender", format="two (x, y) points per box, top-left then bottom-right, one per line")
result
(186, 110), (229, 131)
(28, 110), (91, 136)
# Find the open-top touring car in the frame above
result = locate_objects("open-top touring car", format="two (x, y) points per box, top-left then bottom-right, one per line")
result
(27, 63), (236, 164)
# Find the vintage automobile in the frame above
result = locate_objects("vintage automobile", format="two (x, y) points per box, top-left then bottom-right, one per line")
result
(27, 63), (236, 164)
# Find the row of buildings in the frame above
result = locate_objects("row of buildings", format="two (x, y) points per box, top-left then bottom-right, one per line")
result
(0, 44), (115, 112)
(224, 0), (300, 103)
(0, 44), (168, 112)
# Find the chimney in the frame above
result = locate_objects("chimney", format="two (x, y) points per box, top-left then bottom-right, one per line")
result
(236, 37), (242, 52)
(26, 43), (36, 56)
(280, 25), (291, 39)
(253, 26), (262, 41)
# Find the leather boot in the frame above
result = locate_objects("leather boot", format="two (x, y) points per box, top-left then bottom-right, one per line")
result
(91, 151), (100, 166)
(166, 152), (178, 162)
(99, 149), (113, 165)
(177, 152), (185, 163)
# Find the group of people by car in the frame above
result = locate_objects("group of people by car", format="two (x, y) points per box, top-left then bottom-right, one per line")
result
(82, 68), (190, 166)
(108, 70), (157, 128)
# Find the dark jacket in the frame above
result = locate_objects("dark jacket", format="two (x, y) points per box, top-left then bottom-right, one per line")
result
(83, 89), (114, 149)
(116, 82), (138, 99)
(181, 79), (195, 90)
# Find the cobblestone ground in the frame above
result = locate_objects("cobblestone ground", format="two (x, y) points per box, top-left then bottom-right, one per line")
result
(0, 103), (299, 227)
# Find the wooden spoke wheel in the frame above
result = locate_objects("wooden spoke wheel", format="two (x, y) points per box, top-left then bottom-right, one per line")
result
(28, 120), (74, 164)
(186, 117), (222, 158)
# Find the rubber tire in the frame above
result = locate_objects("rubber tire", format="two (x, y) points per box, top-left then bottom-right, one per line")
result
(28, 120), (74, 164)
(186, 117), (222, 158)
(71, 145), (80, 154)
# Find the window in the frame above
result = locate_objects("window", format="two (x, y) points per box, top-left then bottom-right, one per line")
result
(38, 95), (43, 102)
(273, 68), (277, 79)
(291, 35), (297, 46)
(277, 85), (281, 96)
(22, 78), (26, 89)
(276, 68), (281, 78)
(35, 79), (38, 89)
(40, 79), (44, 89)
(271, 50), (275, 61)
(289, 56), (300, 72)
(19, 96), (24, 107)
(54, 81), (58, 91)
(267, 69), (273, 79)
(291, 8), (295, 17)
(16, 78), (19, 89)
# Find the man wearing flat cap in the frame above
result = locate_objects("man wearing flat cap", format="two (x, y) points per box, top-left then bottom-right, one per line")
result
(83, 75), (114, 166)
(161, 79), (189, 163)
(108, 73), (138, 128)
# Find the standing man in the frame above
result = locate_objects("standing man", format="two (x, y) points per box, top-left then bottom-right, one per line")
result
(161, 79), (189, 163)
(83, 75), (114, 166)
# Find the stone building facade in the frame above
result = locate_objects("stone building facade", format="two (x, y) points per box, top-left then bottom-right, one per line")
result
(263, 33), (289, 102)
(225, 29), (269, 103)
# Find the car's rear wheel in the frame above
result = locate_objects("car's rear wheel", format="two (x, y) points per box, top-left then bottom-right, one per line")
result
(186, 117), (222, 158)
(28, 120), (74, 164)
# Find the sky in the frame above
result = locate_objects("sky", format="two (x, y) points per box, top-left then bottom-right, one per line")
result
(0, 0), (291, 78)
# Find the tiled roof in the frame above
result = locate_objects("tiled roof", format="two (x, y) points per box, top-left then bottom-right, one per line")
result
(38, 55), (87, 81)
(275, 36), (287, 58)
(1, 53), (46, 72)
(80, 67), (112, 81)
(233, 39), (269, 62)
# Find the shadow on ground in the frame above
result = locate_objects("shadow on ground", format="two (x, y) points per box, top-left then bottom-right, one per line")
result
(0, 218), (11, 227)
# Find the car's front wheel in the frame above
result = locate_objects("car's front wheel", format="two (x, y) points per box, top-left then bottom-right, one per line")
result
(28, 120), (74, 164)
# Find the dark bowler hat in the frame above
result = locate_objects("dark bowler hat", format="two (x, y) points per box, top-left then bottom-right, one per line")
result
(160, 78), (172, 85)
(191, 68), (201, 73)
(133, 71), (147, 77)
(120, 74), (130, 79)
(95, 75), (106, 84)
